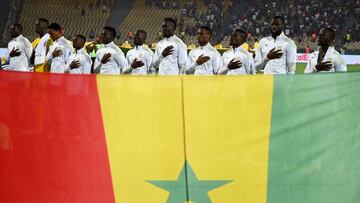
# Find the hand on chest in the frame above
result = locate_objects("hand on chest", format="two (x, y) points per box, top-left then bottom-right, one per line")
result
(129, 51), (146, 63)
(193, 50), (213, 65)
(263, 42), (287, 57)
(160, 43), (177, 54)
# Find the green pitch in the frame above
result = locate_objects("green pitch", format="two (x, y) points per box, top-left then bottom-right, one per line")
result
(295, 64), (360, 74)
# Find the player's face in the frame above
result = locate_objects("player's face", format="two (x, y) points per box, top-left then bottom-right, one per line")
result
(134, 31), (145, 46)
(318, 29), (332, 46)
(9, 25), (20, 38)
(230, 32), (243, 47)
(162, 21), (174, 38)
(271, 19), (283, 35)
(197, 28), (210, 46)
(48, 29), (61, 41)
(72, 37), (84, 50)
(100, 30), (113, 44)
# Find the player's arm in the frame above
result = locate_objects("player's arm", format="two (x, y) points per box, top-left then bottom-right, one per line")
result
(286, 42), (297, 74)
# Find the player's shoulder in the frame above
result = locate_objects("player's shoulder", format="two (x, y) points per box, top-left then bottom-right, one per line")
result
(144, 46), (154, 55)
(308, 50), (318, 59)
(222, 49), (232, 55)
(20, 35), (31, 43)
(127, 47), (135, 54)
(97, 45), (106, 51)
(61, 38), (72, 49)
(241, 48), (253, 58)
(331, 48), (343, 61)
(157, 38), (167, 45)
(83, 50), (91, 60)
(173, 36), (187, 48)
(259, 36), (272, 44)
(113, 44), (125, 55)
(332, 48), (341, 56)
(208, 45), (220, 56)
(282, 35), (297, 47)
(188, 46), (198, 55)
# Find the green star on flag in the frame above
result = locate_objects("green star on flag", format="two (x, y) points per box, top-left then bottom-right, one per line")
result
(147, 161), (232, 203)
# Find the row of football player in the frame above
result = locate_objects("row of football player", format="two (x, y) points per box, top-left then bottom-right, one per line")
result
(3, 16), (347, 74)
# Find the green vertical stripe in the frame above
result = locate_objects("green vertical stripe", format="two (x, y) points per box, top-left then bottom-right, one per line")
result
(268, 73), (360, 203)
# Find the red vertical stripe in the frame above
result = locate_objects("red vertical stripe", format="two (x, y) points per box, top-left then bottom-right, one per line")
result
(0, 72), (115, 203)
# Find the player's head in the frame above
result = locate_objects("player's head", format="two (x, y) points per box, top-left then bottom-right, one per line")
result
(72, 35), (86, 50)
(318, 28), (336, 47)
(48, 23), (62, 41)
(162, 17), (177, 38)
(35, 18), (49, 34)
(197, 26), (212, 46)
(101, 26), (116, 44)
(271, 16), (285, 36)
(134, 30), (147, 46)
(230, 29), (247, 48)
(9, 23), (23, 38)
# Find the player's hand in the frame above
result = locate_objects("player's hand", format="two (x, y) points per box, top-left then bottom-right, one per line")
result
(315, 61), (332, 71)
(131, 58), (145, 69)
(267, 48), (283, 60)
(101, 53), (112, 64)
(52, 48), (63, 57)
(227, 58), (242, 70)
(196, 54), (210, 65)
(9, 48), (21, 57)
(69, 60), (81, 69)
(162, 45), (174, 57)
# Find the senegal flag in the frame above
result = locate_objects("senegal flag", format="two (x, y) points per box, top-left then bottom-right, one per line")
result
(0, 71), (359, 203)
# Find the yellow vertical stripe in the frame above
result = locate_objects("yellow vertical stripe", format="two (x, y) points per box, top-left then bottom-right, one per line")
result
(97, 76), (185, 203)
(183, 76), (274, 203)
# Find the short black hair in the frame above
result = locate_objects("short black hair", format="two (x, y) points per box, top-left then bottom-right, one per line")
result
(38, 18), (49, 25)
(273, 16), (285, 24)
(164, 17), (177, 30)
(48, 23), (62, 31)
(200, 25), (213, 37)
(13, 23), (23, 32)
(103, 26), (116, 38)
(234, 28), (247, 39)
(323, 27), (336, 41)
(76, 34), (86, 42)
(137, 30), (147, 38)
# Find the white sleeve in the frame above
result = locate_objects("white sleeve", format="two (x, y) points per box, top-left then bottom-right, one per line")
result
(212, 52), (221, 74)
(185, 50), (197, 74)
(114, 50), (127, 73)
(83, 55), (92, 74)
(23, 38), (33, 60)
(246, 55), (256, 75)
(147, 51), (156, 74)
(254, 43), (269, 71)
(178, 43), (188, 74)
(5, 46), (10, 63)
(218, 54), (229, 75)
(122, 51), (133, 74)
(335, 54), (347, 72)
(286, 42), (297, 74)
(45, 46), (54, 65)
(64, 47), (72, 65)
(65, 56), (72, 72)
(152, 45), (163, 70)
(93, 51), (102, 74)
(304, 54), (315, 74)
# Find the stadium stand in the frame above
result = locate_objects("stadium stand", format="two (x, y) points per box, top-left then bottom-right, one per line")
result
(1, 0), (360, 52)
(117, 0), (184, 45)
(116, 0), (360, 52)
(17, 0), (114, 41)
